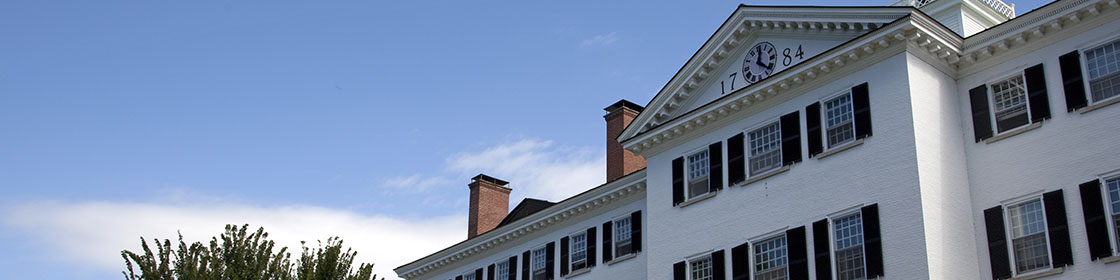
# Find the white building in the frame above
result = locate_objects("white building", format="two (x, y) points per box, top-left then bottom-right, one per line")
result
(394, 0), (1120, 279)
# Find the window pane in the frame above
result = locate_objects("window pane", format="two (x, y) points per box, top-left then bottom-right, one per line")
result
(687, 150), (709, 180)
(1008, 199), (1050, 273)
(532, 247), (547, 274)
(833, 213), (864, 280)
(990, 75), (1030, 132)
(754, 235), (788, 280)
(824, 94), (855, 147)
(615, 217), (632, 257)
(748, 122), (782, 176)
(464, 273), (476, 280)
(497, 261), (509, 280)
(1086, 39), (1120, 102)
(690, 257), (713, 280)
(571, 233), (587, 268)
(1107, 178), (1120, 251)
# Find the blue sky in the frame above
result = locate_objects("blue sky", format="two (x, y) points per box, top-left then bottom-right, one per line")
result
(0, 0), (1052, 279)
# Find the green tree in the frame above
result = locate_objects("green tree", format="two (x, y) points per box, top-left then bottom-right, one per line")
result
(122, 224), (381, 280)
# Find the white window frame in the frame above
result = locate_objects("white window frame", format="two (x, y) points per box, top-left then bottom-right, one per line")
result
(568, 230), (589, 272)
(1001, 195), (1054, 277)
(746, 119), (783, 177)
(531, 245), (548, 280)
(821, 89), (856, 149)
(750, 231), (789, 280)
(986, 71), (1033, 134)
(1079, 36), (1120, 105)
(494, 258), (511, 280)
(462, 271), (476, 280)
(828, 208), (866, 280)
(613, 214), (634, 258)
(685, 253), (715, 280)
(684, 146), (711, 201)
(1099, 173), (1120, 256)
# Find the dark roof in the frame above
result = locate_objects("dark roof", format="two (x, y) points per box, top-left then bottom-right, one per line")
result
(496, 198), (556, 228)
(471, 174), (509, 186)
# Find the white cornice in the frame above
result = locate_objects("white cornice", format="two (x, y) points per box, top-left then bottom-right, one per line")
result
(394, 171), (647, 279)
(621, 0), (1119, 156)
(619, 6), (915, 143)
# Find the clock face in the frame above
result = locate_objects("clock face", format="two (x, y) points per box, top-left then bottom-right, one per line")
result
(742, 42), (777, 85)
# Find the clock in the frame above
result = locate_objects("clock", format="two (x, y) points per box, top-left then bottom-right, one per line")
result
(742, 42), (777, 85)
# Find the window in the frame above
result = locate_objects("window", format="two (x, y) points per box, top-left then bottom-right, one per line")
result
(532, 246), (548, 280)
(1085, 39), (1120, 102)
(496, 260), (510, 280)
(614, 216), (632, 257)
(570, 232), (588, 271)
(686, 149), (710, 198)
(990, 74), (1031, 132)
(833, 212), (865, 280)
(463, 272), (476, 280)
(753, 235), (788, 280)
(824, 93), (855, 147)
(1107, 177), (1120, 251)
(748, 121), (782, 176)
(1006, 199), (1051, 274)
(689, 256), (713, 280)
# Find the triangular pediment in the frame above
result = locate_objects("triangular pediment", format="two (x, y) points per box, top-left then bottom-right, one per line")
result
(620, 5), (914, 144)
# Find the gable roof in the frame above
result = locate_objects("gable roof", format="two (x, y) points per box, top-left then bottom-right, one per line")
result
(496, 198), (556, 228)
(618, 5), (915, 146)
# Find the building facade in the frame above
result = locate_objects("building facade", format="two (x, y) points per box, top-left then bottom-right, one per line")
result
(395, 0), (1120, 279)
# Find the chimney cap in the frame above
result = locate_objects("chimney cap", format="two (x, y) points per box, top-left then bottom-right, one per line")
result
(604, 99), (645, 113)
(471, 174), (510, 187)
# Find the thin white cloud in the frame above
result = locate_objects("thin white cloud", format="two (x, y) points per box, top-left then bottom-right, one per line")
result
(1, 200), (464, 280)
(445, 137), (606, 203)
(382, 174), (453, 193)
(579, 32), (618, 48)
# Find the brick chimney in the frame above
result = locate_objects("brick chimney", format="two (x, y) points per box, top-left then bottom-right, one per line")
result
(604, 100), (646, 182)
(467, 174), (511, 239)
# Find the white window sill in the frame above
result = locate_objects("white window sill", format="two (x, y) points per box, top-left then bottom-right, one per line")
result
(983, 122), (1042, 144)
(677, 192), (716, 208)
(563, 267), (591, 279)
(1102, 255), (1120, 264)
(606, 253), (637, 266)
(1009, 267), (1063, 280)
(816, 138), (864, 159)
(1078, 95), (1120, 114)
(736, 165), (790, 187)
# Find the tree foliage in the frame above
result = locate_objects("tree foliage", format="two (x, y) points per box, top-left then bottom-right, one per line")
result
(122, 224), (381, 280)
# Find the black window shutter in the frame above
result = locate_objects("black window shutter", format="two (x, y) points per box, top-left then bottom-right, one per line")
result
(522, 251), (530, 280)
(631, 210), (643, 253)
(1059, 50), (1088, 112)
(805, 102), (823, 157)
(861, 204), (884, 278)
(488, 264), (495, 280)
(812, 219), (831, 280)
(1079, 179), (1113, 260)
(457, 275), (463, 280)
(984, 206), (1012, 279)
(475, 268), (483, 280)
(851, 82), (872, 139)
(672, 157), (685, 206)
(587, 227), (597, 266)
(780, 111), (802, 166)
(1043, 190), (1073, 267)
(727, 133), (746, 185)
(602, 221), (613, 262)
(708, 142), (724, 192)
(546, 242), (555, 280)
(560, 237), (570, 276)
(1024, 64), (1052, 122)
(673, 261), (686, 280)
(712, 250), (726, 280)
(509, 255), (518, 280)
(969, 85), (993, 142)
(731, 242), (751, 280)
(787, 226), (808, 280)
